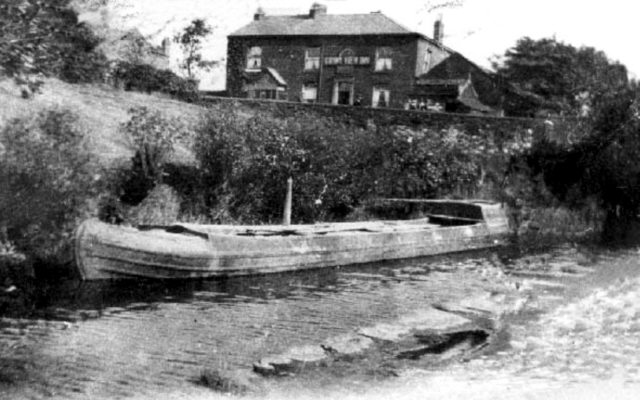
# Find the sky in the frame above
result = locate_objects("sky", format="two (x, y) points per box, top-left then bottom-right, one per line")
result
(82, 0), (640, 90)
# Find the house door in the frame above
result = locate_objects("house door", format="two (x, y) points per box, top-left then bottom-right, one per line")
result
(333, 81), (353, 105)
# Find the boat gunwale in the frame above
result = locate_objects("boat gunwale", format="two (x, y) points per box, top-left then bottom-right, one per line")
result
(82, 223), (495, 271)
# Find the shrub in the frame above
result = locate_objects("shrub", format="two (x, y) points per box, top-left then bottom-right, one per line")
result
(58, 23), (109, 84)
(0, 109), (97, 265)
(113, 62), (200, 101)
(192, 107), (527, 224)
(194, 108), (359, 223)
(118, 106), (186, 204)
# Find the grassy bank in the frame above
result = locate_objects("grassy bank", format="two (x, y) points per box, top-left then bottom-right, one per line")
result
(0, 78), (204, 167)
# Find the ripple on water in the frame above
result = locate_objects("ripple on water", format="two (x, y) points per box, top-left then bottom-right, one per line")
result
(8, 248), (633, 399)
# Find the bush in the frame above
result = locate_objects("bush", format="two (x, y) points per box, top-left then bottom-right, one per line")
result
(61, 49), (109, 84)
(522, 87), (640, 242)
(118, 106), (186, 205)
(192, 107), (529, 224)
(0, 109), (98, 265)
(113, 62), (200, 101)
(59, 23), (109, 84)
(194, 107), (359, 223)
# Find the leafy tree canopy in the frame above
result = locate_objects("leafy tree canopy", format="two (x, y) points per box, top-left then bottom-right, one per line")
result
(0, 0), (106, 92)
(494, 37), (629, 116)
(173, 18), (216, 80)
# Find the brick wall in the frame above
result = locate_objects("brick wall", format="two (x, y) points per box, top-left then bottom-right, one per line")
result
(226, 34), (449, 108)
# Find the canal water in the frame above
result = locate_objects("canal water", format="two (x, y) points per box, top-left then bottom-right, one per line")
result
(1, 245), (639, 399)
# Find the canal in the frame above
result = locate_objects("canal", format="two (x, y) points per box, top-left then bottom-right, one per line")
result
(1, 244), (639, 399)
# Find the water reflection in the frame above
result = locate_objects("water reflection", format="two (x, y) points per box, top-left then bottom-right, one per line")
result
(29, 250), (498, 320)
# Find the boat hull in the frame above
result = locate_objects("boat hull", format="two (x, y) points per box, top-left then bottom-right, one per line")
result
(75, 202), (508, 280)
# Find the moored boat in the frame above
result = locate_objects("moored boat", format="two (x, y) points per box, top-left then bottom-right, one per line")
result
(74, 200), (509, 280)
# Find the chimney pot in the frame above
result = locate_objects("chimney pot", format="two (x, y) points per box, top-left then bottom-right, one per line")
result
(161, 37), (171, 57)
(310, 3), (327, 18)
(254, 7), (265, 21)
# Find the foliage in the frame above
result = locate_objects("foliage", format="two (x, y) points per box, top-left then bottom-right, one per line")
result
(118, 106), (186, 204)
(0, 108), (97, 264)
(0, 0), (107, 90)
(524, 85), (640, 241)
(173, 19), (217, 80)
(113, 61), (199, 101)
(494, 37), (628, 116)
(192, 107), (531, 223)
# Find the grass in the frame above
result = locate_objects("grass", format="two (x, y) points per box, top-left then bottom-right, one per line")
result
(0, 77), (206, 167)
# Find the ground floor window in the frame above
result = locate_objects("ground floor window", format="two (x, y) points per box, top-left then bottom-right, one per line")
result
(372, 87), (390, 108)
(405, 97), (444, 112)
(301, 83), (318, 103)
(248, 89), (284, 100)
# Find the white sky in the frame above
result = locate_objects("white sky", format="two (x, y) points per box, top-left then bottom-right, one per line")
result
(86, 0), (640, 89)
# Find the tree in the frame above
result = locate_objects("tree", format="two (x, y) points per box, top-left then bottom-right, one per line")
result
(173, 19), (216, 80)
(0, 0), (106, 94)
(526, 84), (640, 242)
(494, 37), (629, 116)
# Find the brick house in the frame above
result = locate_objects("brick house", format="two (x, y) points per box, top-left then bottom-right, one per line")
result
(226, 3), (504, 113)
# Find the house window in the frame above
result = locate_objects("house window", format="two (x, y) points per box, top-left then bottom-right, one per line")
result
(372, 87), (390, 108)
(375, 47), (393, 71)
(301, 83), (318, 103)
(422, 50), (432, 73)
(246, 46), (262, 70)
(250, 89), (277, 99)
(304, 48), (321, 70)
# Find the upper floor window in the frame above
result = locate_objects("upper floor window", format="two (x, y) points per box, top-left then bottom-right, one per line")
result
(422, 50), (432, 73)
(246, 46), (262, 70)
(375, 47), (393, 71)
(304, 48), (321, 70)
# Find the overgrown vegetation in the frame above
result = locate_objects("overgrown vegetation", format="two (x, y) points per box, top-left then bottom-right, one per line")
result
(113, 62), (200, 102)
(186, 106), (532, 223)
(0, 0), (108, 93)
(524, 85), (640, 243)
(0, 108), (99, 269)
(115, 106), (186, 205)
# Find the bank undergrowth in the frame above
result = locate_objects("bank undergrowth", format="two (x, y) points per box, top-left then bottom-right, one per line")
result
(0, 99), (603, 283)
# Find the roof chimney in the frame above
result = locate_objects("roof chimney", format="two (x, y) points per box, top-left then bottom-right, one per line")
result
(433, 18), (444, 45)
(254, 7), (266, 21)
(310, 3), (327, 18)
(161, 37), (171, 57)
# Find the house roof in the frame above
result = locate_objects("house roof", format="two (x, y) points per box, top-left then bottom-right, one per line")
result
(229, 13), (416, 37)
(265, 67), (287, 86)
(413, 74), (497, 114)
(416, 53), (479, 82)
(243, 67), (288, 87)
